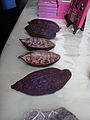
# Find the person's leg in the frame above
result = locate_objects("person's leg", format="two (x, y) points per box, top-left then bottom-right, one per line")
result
(0, 8), (19, 54)
(16, 0), (27, 12)
(0, 0), (28, 54)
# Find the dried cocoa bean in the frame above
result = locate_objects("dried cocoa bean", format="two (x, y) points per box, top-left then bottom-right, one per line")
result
(19, 37), (55, 51)
(11, 68), (72, 96)
(18, 50), (60, 67)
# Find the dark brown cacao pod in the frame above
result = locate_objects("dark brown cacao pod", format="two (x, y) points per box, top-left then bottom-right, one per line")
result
(18, 50), (60, 67)
(19, 37), (55, 51)
(27, 19), (60, 33)
(11, 68), (72, 96)
(24, 25), (56, 39)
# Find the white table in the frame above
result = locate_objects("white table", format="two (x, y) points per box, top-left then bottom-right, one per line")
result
(0, 1), (90, 120)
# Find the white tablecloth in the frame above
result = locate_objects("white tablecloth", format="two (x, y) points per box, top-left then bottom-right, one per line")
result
(0, 1), (90, 120)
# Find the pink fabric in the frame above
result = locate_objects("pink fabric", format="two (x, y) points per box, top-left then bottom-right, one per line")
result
(38, 12), (57, 18)
(57, 0), (71, 19)
(38, 0), (71, 19)
(38, 0), (57, 7)
(38, 7), (57, 13)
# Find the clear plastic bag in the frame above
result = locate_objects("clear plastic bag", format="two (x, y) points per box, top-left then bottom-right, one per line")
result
(24, 107), (79, 120)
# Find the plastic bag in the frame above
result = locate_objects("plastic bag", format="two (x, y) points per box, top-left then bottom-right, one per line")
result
(24, 107), (79, 120)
